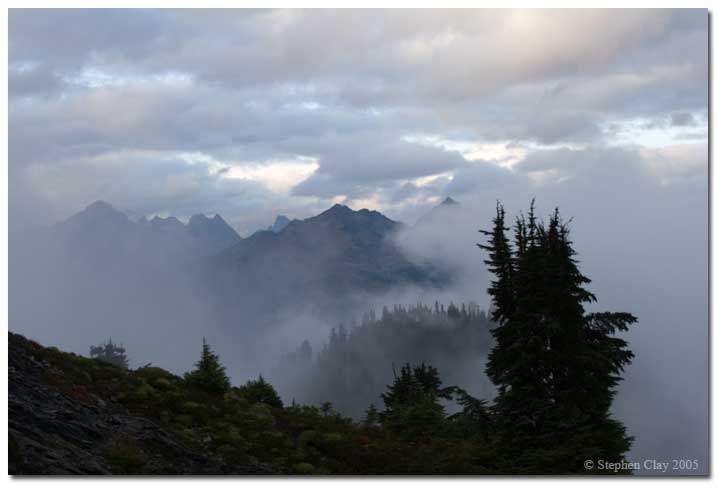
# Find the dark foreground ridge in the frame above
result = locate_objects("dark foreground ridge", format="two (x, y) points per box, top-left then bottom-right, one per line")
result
(8, 332), (273, 475)
(8, 332), (501, 475)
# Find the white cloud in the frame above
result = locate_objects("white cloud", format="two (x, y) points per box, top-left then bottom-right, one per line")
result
(222, 158), (320, 194)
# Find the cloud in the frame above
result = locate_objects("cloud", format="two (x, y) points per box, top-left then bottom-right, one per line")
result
(7, 8), (709, 245)
(670, 111), (698, 127)
(292, 134), (469, 199)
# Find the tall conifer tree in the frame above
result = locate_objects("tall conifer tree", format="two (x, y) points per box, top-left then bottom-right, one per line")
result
(480, 201), (637, 473)
(184, 338), (231, 394)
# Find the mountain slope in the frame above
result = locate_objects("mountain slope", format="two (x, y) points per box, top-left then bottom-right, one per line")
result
(414, 196), (460, 227)
(209, 204), (448, 317)
(9, 332), (516, 475)
(268, 215), (291, 233)
(188, 214), (243, 255)
(8, 332), (274, 475)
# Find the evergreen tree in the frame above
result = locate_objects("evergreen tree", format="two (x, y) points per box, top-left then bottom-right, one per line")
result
(320, 401), (334, 416)
(184, 338), (231, 394)
(480, 201), (637, 472)
(379, 363), (453, 439)
(445, 388), (492, 441)
(478, 202), (515, 324)
(447, 302), (460, 319)
(236, 375), (283, 408)
(298, 340), (313, 364)
(90, 338), (129, 369)
(364, 403), (380, 427)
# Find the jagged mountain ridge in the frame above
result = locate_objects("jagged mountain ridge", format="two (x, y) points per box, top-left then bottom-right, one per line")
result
(34, 200), (453, 336)
(207, 203), (450, 319)
(57, 200), (242, 259)
(187, 213), (243, 256)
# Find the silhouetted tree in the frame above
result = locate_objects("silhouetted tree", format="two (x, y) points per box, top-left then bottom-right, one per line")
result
(478, 202), (515, 324)
(481, 201), (637, 472)
(320, 401), (334, 416)
(364, 403), (380, 427)
(445, 388), (492, 441)
(379, 363), (453, 439)
(90, 338), (128, 369)
(298, 340), (313, 364)
(184, 338), (231, 394)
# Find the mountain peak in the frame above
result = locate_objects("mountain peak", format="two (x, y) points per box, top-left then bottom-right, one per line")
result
(81, 200), (128, 218)
(329, 203), (351, 212)
(70, 200), (129, 224)
(150, 215), (184, 228)
(414, 196), (461, 227)
(269, 215), (291, 233)
(189, 213), (211, 224)
(57, 200), (133, 243)
(306, 203), (397, 236)
(187, 212), (242, 253)
(85, 200), (116, 212)
(315, 203), (354, 220)
(211, 214), (233, 229)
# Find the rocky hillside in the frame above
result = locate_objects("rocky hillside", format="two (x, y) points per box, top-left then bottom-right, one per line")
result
(8, 332), (500, 475)
(8, 332), (271, 475)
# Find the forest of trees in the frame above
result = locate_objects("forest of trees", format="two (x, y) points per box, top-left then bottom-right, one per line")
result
(276, 301), (494, 417)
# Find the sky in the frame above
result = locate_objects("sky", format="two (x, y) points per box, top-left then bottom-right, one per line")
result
(8, 8), (710, 473)
(8, 8), (707, 235)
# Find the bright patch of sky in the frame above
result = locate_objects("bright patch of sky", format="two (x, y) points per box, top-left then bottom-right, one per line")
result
(223, 159), (320, 194)
(412, 172), (454, 187)
(402, 134), (587, 169)
(604, 113), (708, 149)
(178, 152), (320, 194)
(64, 68), (194, 89)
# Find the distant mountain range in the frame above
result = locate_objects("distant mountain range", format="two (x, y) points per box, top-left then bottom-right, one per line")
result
(42, 198), (460, 328)
(57, 200), (242, 260)
(205, 203), (451, 318)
